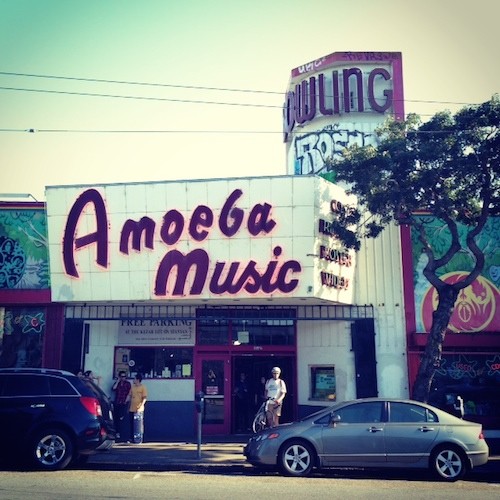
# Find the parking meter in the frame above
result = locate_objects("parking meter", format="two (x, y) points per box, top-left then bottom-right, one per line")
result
(195, 391), (205, 414)
(195, 391), (205, 459)
(454, 395), (464, 419)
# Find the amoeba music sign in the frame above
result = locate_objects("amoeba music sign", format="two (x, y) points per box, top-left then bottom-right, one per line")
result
(46, 175), (356, 304)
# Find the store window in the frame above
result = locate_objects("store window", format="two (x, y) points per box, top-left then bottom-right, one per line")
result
(309, 365), (336, 401)
(113, 346), (193, 379)
(197, 308), (296, 346)
(0, 307), (44, 368)
(197, 318), (229, 345)
(428, 353), (500, 429)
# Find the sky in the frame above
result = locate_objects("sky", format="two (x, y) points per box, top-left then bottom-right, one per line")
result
(0, 0), (498, 202)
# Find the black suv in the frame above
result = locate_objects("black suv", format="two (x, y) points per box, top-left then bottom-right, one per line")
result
(0, 368), (115, 470)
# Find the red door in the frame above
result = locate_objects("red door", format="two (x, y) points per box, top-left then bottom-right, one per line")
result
(196, 355), (231, 435)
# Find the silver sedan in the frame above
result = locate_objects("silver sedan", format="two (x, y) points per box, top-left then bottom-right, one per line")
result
(244, 398), (489, 481)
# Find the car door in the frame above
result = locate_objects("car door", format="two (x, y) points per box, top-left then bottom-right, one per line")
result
(384, 401), (440, 464)
(321, 401), (385, 466)
(0, 374), (51, 451)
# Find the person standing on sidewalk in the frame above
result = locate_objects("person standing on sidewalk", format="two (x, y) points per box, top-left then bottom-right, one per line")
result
(234, 372), (251, 432)
(265, 367), (286, 427)
(111, 371), (131, 442)
(129, 373), (147, 443)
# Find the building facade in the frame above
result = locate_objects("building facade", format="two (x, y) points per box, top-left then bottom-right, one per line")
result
(402, 216), (500, 442)
(43, 175), (407, 439)
(0, 201), (63, 370)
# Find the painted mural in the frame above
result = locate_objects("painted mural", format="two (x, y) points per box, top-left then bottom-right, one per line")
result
(412, 215), (500, 333)
(428, 353), (500, 429)
(0, 306), (44, 367)
(0, 207), (49, 290)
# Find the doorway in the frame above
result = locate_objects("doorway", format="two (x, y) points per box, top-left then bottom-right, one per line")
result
(232, 355), (295, 433)
(196, 354), (231, 434)
(196, 353), (295, 435)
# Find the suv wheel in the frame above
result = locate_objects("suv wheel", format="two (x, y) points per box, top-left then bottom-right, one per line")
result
(30, 428), (74, 471)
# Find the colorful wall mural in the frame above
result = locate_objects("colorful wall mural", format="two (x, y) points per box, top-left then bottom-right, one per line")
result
(0, 205), (48, 367)
(411, 215), (500, 334)
(0, 306), (44, 367)
(0, 206), (49, 290)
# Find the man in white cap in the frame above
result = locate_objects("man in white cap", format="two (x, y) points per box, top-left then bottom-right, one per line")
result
(265, 366), (287, 427)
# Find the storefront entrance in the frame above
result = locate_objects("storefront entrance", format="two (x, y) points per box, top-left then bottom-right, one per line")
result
(196, 354), (231, 434)
(196, 353), (295, 435)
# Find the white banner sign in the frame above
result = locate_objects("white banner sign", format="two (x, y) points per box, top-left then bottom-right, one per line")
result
(118, 319), (195, 345)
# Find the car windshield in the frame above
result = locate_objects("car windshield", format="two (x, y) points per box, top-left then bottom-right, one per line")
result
(299, 403), (343, 422)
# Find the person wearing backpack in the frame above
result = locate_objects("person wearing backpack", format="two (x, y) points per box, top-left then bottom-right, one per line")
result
(265, 367), (287, 427)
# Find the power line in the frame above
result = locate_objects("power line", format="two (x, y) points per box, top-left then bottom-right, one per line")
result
(0, 128), (281, 134)
(0, 85), (467, 119)
(0, 71), (282, 95)
(0, 127), (479, 135)
(0, 86), (280, 108)
(0, 70), (485, 107)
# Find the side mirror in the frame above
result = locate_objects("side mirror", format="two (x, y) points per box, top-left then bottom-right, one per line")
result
(331, 413), (341, 426)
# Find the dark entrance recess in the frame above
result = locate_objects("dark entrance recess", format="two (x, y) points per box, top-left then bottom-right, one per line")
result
(351, 319), (378, 398)
(232, 355), (295, 432)
(61, 319), (85, 375)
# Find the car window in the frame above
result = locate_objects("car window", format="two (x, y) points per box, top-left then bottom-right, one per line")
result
(389, 402), (436, 423)
(334, 401), (383, 423)
(2, 374), (50, 396)
(49, 376), (79, 396)
(314, 413), (332, 425)
(82, 379), (110, 401)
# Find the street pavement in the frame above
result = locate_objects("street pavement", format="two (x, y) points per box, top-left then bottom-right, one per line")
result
(89, 439), (249, 472)
(87, 437), (500, 481)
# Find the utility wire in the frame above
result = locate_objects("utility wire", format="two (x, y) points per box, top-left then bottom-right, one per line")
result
(0, 71), (480, 107)
(0, 127), (478, 135)
(0, 71), (282, 95)
(0, 128), (281, 134)
(0, 85), (463, 119)
(0, 86), (280, 108)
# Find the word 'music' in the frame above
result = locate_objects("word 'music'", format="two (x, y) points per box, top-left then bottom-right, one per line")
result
(62, 188), (301, 297)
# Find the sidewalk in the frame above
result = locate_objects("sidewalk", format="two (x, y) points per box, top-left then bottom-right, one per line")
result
(88, 438), (251, 472)
(88, 438), (500, 478)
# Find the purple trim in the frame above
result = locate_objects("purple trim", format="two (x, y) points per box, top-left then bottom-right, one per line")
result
(0, 202), (45, 209)
(0, 289), (51, 304)
(410, 332), (500, 349)
(290, 51), (402, 78)
(391, 54), (405, 120)
(400, 225), (417, 342)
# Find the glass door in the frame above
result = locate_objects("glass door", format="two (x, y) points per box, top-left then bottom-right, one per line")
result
(196, 355), (230, 434)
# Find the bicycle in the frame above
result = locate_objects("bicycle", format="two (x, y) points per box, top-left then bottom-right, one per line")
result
(252, 398), (276, 433)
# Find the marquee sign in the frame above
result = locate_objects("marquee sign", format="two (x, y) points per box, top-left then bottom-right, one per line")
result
(46, 176), (356, 304)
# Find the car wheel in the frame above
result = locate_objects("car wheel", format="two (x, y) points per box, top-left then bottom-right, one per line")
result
(279, 440), (315, 477)
(29, 428), (74, 471)
(430, 445), (467, 482)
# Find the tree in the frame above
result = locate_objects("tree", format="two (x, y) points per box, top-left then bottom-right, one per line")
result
(326, 95), (500, 402)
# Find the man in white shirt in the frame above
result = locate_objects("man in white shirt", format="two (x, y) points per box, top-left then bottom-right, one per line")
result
(265, 367), (287, 427)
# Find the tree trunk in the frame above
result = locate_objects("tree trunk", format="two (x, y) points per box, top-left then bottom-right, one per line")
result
(411, 284), (459, 402)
